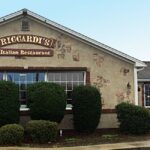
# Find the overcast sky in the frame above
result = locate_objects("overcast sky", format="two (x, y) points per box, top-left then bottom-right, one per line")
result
(1, 0), (150, 61)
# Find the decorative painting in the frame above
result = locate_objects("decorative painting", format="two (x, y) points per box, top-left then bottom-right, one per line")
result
(72, 50), (80, 61)
(93, 53), (104, 67)
(120, 67), (130, 76)
(93, 75), (110, 88)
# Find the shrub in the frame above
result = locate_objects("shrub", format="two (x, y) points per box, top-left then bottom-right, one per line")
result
(72, 85), (102, 133)
(116, 102), (150, 134)
(0, 124), (24, 145)
(27, 82), (66, 123)
(25, 120), (58, 143)
(0, 81), (19, 127)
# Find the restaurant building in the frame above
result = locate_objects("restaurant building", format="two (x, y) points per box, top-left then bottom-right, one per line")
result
(0, 9), (146, 129)
(138, 62), (150, 108)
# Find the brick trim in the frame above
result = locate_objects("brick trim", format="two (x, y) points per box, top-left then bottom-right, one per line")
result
(0, 66), (87, 71)
(20, 108), (116, 116)
(86, 71), (90, 85)
(102, 109), (116, 113)
(20, 110), (30, 116)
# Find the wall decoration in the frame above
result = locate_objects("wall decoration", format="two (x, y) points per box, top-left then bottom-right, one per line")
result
(93, 75), (110, 88)
(72, 50), (80, 61)
(65, 45), (72, 53)
(116, 92), (126, 103)
(116, 89), (131, 103)
(120, 67), (130, 76)
(55, 40), (72, 59)
(55, 40), (65, 59)
(93, 53), (104, 67)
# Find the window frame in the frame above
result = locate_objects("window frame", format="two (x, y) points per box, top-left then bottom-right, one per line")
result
(144, 84), (150, 108)
(0, 70), (86, 111)
(46, 71), (86, 110)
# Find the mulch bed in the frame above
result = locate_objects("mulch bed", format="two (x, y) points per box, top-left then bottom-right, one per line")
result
(23, 130), (150, 148)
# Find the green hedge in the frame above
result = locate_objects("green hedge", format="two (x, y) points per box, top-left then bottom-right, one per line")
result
(72, 85), (102, 133)
(0, 81), (20, 127)
(27, 82), (66, 123)
(116, 102), (150, 134)
(0, 124), (24, 145)
(25, 120), (58, 143)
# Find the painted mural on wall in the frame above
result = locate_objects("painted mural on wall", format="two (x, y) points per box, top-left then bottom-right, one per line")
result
(55, 40), (72, 59)
(93, 75), (110, 88)
(72, 50), (80, 61)
(116, 87), (132, 103)
(120, 67), (130, 76)
(55, 38), (80, 61)
(93, 53), (104, 67)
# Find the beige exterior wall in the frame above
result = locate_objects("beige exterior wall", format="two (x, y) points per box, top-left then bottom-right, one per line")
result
(0, 16), (136, 129)
(20, 113), (119, 129)
(58, 114), (119, 129)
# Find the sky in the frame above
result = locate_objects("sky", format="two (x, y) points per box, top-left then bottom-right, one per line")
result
(0, 0), (150, 61)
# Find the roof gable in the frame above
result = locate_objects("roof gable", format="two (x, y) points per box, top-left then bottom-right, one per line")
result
(0, 8), (146, 68)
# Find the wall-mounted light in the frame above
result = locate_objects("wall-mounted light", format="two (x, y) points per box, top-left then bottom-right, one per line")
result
(138, 86), (141, 92)
(127, 82), (131, 89)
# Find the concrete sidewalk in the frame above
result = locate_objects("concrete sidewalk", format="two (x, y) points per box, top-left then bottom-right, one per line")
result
(53, 140), (150, 150)
(84, 140), (150, 150)
(1, 140), (150, 150)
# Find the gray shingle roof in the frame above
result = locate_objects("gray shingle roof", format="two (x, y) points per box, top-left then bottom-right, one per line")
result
(138, 62), (150, 80)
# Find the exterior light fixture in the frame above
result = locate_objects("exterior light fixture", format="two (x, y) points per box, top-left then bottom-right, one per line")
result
(127, 82), (131, 89)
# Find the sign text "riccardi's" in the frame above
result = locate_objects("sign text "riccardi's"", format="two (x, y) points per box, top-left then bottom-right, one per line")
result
(0, 34), (57, 48)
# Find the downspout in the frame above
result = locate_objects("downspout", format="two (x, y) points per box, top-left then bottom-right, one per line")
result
(134, 66), (145, 105)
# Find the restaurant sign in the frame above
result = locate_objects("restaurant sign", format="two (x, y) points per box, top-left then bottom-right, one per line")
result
(0, 34), (57, 48)
(0, 48), (53, 57)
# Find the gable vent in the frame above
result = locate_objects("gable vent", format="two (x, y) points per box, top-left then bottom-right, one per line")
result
(21, 18), (30, 31)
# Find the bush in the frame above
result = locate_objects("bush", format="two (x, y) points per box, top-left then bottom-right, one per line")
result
(72, 85), (102, 133)
(27, 82), (66, 123)
(0, 124), (24, 145)
(116, 102), (150, 134)
(0, 81), (19, 127)
(25, 120), (58, 143)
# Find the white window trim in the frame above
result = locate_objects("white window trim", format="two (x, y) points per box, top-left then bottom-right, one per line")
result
(20, 71), (86, 111)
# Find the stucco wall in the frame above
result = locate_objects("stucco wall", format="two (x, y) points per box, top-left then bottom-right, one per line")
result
(20, 113), (119, 129)
(0, 16), (136, 129)
(0, 16), (135, 109)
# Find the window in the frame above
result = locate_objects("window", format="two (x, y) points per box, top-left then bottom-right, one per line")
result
(0, 73), (3, 80)
(47, 71), (85, 108)
(0, 71), (85, 110)
(144, 84), (150, 107)
(21, 19), (30, 31)
(7, 72), (45, 105)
